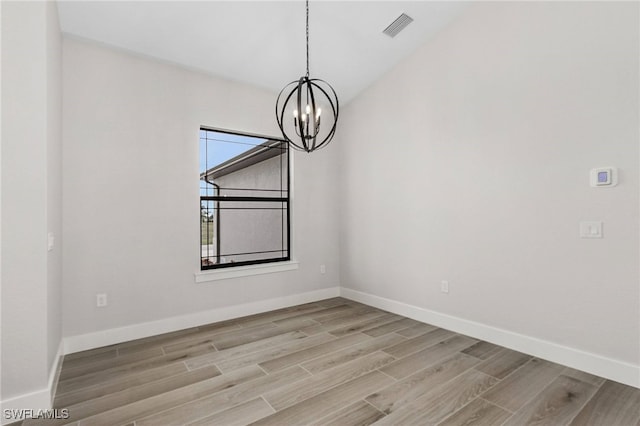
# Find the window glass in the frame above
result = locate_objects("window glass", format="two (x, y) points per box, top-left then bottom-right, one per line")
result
(200, 129), (289, 269)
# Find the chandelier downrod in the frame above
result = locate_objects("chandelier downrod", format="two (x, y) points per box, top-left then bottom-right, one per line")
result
(305, 0), (309, 78)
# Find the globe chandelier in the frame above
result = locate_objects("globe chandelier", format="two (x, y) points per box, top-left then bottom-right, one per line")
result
(276, 0), (339, 153)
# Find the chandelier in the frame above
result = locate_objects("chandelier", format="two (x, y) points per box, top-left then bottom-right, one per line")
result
(276, 0), (339, 153)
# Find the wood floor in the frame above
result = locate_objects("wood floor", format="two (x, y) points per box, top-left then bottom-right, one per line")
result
(21, 298), (640, 426)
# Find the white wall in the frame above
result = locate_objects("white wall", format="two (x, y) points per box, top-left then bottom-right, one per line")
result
(0, 0), (4, 406)
(46, 0), (63, 381)
(339, 1), (639, 368)
(62, 38), (340, 339)
(1, 0), (63, 409)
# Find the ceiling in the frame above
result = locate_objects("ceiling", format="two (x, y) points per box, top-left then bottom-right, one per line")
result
(57, 1), (469, 104)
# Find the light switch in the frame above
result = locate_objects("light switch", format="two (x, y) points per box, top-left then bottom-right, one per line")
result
(580, 221), (603, 239)
(48, 232), (55, 251)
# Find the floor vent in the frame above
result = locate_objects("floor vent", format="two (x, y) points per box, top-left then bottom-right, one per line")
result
(382, 13), (414, 38)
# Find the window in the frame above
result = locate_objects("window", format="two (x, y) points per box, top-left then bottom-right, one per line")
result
(199, 128), (290, 270)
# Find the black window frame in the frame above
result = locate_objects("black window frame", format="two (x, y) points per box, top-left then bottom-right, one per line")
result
(199, 127), (291, 270)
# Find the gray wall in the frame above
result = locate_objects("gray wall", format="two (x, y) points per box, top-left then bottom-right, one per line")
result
(62, 37), (340, 338)
(1, 0), (63, 404)
(214, 155), (288, 264)
(338, 2), (639, 365)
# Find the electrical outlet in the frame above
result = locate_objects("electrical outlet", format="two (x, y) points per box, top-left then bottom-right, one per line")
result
(96, 293), (108, 307)
(320, 264), (326, 274)
(580, 221), (603, 239)
(441, 280), (449, 294)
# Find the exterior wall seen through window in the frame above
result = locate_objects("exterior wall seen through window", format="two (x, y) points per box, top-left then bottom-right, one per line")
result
(200, 129), (289, 269)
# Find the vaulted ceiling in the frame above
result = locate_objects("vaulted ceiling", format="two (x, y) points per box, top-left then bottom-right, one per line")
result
(57, 1), (469, 104)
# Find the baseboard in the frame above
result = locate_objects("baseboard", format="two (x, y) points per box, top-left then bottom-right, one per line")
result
(60, 285), (639, 388)
(48, 340), (65, 405)
(340, 287), (640, 389)
(64, 286), (340, 354)
(0, 340), (65, 425)
(0, 388), (51, 425)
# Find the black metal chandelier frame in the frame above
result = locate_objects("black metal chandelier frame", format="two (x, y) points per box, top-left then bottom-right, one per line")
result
(276, 0), (339, 153)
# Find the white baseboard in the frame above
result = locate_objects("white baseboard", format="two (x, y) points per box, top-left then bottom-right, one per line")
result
(55, 284), (639, 390)
(1, 388), (51, 425)
(0, 340), (63, 426)
(64, 286), (340, 354)
(340, 287), (640, 389)
(48, 340), (65, 405)
(1, 288), (340, 424)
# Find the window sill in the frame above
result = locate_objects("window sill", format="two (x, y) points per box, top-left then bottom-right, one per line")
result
(194, 260), (299, 283)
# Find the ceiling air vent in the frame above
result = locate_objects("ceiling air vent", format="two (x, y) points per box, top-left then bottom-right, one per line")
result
(382, 13), (414, 38)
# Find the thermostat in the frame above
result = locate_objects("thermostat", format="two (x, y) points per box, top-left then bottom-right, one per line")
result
(590, 167), (617, 187)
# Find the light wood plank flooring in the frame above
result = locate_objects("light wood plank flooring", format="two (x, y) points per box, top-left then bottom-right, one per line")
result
(18, 298), (640, 426)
